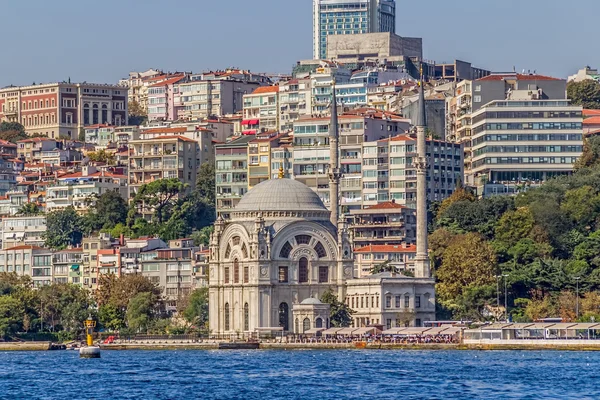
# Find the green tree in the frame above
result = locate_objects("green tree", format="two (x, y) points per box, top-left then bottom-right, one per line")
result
(95, 274), (162, 323)
(0, 121), (27, 143)
(0, 296), (23, 339)
(78, 128), (86, 142)
(561, 186), (600, 229)
(192, 226), (214, 247)
(98, 304), (125, 331)
(435, 233), (497, 312)
(575, 136), (600, 171)
(17, 202), (41, 216)
(181, 288), (209, 330)
(567, 79), (600, 109)
(133, 178), (188, 223)
(494, 207), (535, 247)
(320, 288), (354, 327)
(44, 207), (83, 250)
(82, 190), (129, 232)
(87, 149), (116, 165)
(128, 100), (147, 126)
(369, 260), (399, 275)
(196, 162), (216, 206)
(126, 292), (155, 333)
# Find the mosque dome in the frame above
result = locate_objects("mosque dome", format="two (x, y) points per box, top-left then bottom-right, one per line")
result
(235, 179), (328, 213)
(300, 297), (324, 305)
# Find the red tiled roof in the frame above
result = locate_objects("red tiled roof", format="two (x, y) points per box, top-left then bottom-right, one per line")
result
(251, 86), (279, 94)
(389, 135), (413, 142)
(58, 171), (127, 179)
(354, 244), (417, 253)
(85, 124), (112, 129)
(149, 75), (186, 88)
(366, 201), (406, 210)
(4, 245), (44, 251)
(583, 116), (600, 125)
(18, 137), (55, 143)
(0, 140), (17, 147)
(584, 109), (600, 117)
(150, 135), (196, 142)
(142, 127), (187, 134)
(477, 73), (561, 82)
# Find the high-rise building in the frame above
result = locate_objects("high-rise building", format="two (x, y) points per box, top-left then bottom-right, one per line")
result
(313, 0), (396, 60)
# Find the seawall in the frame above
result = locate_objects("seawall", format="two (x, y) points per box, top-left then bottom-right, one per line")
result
(0, 342), (52, 351)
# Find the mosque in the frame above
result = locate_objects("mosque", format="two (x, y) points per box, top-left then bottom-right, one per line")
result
(208, 81), (435, 334)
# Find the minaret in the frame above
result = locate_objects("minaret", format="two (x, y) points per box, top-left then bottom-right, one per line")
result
(328, 81), (342, 227)
(414, 75), (431, 278)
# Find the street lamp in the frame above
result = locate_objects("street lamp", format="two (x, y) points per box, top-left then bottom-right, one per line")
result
(495, 275), (501, 320)
(575, 276), (581, 319)
(502, 274), (509, 322)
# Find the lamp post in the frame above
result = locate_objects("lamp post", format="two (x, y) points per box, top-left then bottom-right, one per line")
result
(502, 274), (509, 322)
(575, 276), (581, 319)
(496, 275), (501, 321)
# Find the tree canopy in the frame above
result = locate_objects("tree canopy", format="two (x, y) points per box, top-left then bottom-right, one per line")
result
(567, 80), (600, 109)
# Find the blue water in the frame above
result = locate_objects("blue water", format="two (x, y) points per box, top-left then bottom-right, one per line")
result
(0, 350), (597, 399)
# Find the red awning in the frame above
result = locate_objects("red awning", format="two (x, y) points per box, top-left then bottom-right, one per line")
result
(242, 119), (259, 125)
(242, 130), (257, 135)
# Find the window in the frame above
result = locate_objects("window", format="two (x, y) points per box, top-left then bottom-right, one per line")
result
(318, 266), (328, 283)
(395, 295), (401, 308)
(385, 295), (391, 308)
(416, 318), (422, 327)
(314, 242), (327, 258)
(233, 259), (239, 283)
(474, 95), (482, 103)
(278, 266), (288, 283)
(386, 319), (392, 329)
(224, 266), (230, 283)
(315, 317), (323, 328)
(295, 235), (311, 245)
(303, 317), (310, 333)
(224, 303), (230, 331)
(279, 241), (293, 258)
(404, 295), (410, 308)
(299, 258), (309, 283)
(415, 295), (421, 308)
(279, 302), (289, 331)
(244, 303), (249, 331)
(243, 266), (249, 283)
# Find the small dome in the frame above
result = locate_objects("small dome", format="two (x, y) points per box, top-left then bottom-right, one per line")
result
(235, 179), (327, 212)
(300, 297), (323, 305)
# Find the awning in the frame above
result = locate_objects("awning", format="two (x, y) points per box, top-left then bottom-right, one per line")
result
(322, 327), (343, 336)
(398, 327), (430, 335)
(336, 328), (359, 336)
(352, 327), (381, 336)
(254, 327), (284, 332)
(242, 129), (257, 135)
(424, 327), (449, 335)
(70, 264), (80, 271)
(382, 328), (406, 335)
(305, 328), (326, 334)
(242, 119), (259, 125)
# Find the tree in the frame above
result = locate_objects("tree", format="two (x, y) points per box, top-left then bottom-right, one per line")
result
(192, 226), (214, 247)
(133, 178), (188, 223)
(17, 202), (41, 216)
(0, 121), (27, 143)
(44, 207), (83, 250)
(575, 136), (600, 171)
(435, 233), (497, 312)
(494, 207), (535, 247)
(320, 288), (354, 327)
(181, 288), (209, 330)
(0, 296), (23, 339)
(126, 292), (155, 333)
(196, 162), (216, 206)
(436, 187), (475, 220)
(87, 190), (128, 231)
(128, 100), (147, 126)
(561, 186), (600, 229)
(567, 80), (600, 109)
(87, 149), (116, 165)
(78, 128), (86, 142)
(369, 260), (399, 275)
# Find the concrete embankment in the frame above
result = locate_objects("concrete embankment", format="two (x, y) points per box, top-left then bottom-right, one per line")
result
(0, 342), (52, 351)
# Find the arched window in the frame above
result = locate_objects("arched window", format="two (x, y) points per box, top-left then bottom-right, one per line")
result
(295, 318), (299, 334)
(295, 235), (311, 245)
(83, 103), (90, 125)
(224, 244), (231, 259)
(315, 317), (323, 328)
(279, 241), (293, 258)
(233, 259), (239, 283)
(279, 302), (289, 331)
(92, 104), (99, 124)
(241, 244), (248, 258)
(299, 257), (308, 283)
(303, 317), (310, 333)
(243, 303), (249, 331)
(102, 104), (108, 124)
(224, 303), (230, 331)
(314, 242), (327, 258)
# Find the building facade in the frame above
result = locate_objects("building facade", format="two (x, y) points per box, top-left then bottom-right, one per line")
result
(313, 0), (396, 59)
(1, 215), (46, 249)
(0, 82), (128, 139)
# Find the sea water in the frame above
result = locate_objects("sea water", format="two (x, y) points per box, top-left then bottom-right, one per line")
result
(0, 349), (596, 399)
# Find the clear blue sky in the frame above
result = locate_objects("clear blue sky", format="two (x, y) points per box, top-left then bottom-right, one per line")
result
(0, 0), (597, 87)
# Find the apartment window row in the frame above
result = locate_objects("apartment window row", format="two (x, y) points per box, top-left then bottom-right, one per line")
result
(473, 145), (583, 157)
(472, 156), (579, 168)
(472, 110), (582, 124)
(21, 99), (56, 110)
(472, 134), (583, 146)
(473, 122), (582, 134)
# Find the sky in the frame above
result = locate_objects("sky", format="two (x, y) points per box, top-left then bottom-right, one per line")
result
(0, 0), (597, 87)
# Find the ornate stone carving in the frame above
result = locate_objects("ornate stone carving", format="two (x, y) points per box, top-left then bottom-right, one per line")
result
(260, 266), (268, 277)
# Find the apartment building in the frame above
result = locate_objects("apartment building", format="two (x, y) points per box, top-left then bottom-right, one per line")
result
(1, 215), (47, 249)
(292, 112), (410, 208)
(31, 247), (53, 287)
(470, 99), (583, 195)
(349, 201), (416, 248)
(242, 86), (280, 133)
(215, 135), (253, 218)
(279, 78), (312, 131)
(128, 135), (200, 200)
(46, 166), (127, 212)
(119, 237), (166, 274)
(248, 132), (289, 188)
(52, 248), (83, 284)
(270, 144), (294, 179)
(17, 138), (59, 162)
(0, 190), (28, 216)
(361, 134), (463, 206)
(119, 69), (163, 111)
(353, 243), (416, 277)
(140, 239), (197, 313)
(0, 82), (128, 139)
(313, 0), (396, 59)
(114, 125), (141, 147)
(147, 74), (187, 121)
(84, 124), (116, 148)
(82, 234), (114, 290)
